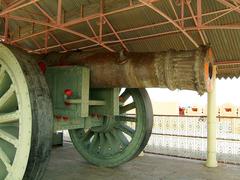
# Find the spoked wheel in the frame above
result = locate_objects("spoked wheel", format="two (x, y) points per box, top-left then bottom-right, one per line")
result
(69, 88), (153, 167)
(0, 44), (53, 180)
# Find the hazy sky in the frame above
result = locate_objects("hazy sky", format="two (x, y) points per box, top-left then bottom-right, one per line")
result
(147, 78), (240, 107)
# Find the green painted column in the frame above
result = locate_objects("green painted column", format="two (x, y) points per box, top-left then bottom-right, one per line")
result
(206, 66), (218, 168)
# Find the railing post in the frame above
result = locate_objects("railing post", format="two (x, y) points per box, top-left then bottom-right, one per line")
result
(206, 65), (218, 168)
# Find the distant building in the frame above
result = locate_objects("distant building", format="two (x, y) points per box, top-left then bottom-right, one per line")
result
(149, 101), (240, 118)
(219, 103), (238, 117)
(185, 105), (204, 116)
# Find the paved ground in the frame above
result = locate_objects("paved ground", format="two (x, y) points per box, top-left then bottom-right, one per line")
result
(43, 142), (240, 180)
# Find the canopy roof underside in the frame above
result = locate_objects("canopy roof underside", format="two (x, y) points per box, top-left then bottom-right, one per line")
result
(0, 0), (240, 79)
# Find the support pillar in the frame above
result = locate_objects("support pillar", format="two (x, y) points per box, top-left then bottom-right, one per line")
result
(206, 65), (218, 168)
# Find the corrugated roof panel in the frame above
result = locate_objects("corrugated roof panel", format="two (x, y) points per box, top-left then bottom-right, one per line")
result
(200, 0), (225, 13)
(205, 29), (240, 61)
(118, 23), (176, 40)
(106, 5), (167, 30)
(124, 33), (191, 52)
(69, 22), (97, 37)
(217, 64), (240, 79)
(64, 40), (96, 51)
(51, 30), (82, 44)
(37, 0), (58, 19)
(105, 0), (130, 13)
(203, 11), (240, 26)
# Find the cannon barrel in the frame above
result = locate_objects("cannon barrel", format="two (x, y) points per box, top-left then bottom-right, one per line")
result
(44, 46), (214, 95)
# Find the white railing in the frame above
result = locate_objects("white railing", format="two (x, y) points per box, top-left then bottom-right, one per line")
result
(144, 115), (240, 165)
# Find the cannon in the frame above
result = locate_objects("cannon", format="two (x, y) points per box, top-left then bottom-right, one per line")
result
(0, 44), (213, 179)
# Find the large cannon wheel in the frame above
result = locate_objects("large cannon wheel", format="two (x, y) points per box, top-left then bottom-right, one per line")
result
(0, 44), (53, 180)
(69, 88), (153, 167)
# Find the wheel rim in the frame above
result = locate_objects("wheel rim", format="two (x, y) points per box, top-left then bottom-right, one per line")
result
(69, 88), (153, 167)
(0, 51), (32, 179)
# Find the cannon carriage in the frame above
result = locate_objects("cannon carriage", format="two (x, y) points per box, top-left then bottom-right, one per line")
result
(0, 43), (213, 179)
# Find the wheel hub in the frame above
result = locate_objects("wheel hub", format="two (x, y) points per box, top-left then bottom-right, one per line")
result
(91, 116), (117, 133)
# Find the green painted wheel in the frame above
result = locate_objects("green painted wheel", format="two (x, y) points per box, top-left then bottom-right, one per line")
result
(69, 88), (153, 167)
(0, 44), (53, 180)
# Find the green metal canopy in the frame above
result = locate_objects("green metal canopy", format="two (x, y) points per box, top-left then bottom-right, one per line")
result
(0, 0), (240, 78)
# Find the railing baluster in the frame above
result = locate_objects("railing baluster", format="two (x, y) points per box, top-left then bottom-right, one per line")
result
(145, 114), (240, 165)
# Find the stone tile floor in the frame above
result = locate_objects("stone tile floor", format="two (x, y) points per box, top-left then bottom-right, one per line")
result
(43, 142), (240, 180)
